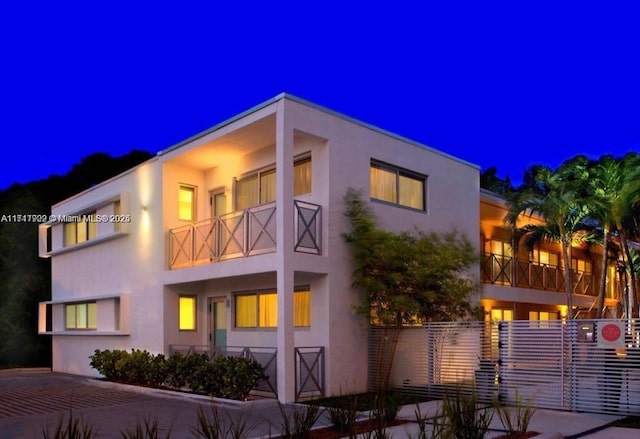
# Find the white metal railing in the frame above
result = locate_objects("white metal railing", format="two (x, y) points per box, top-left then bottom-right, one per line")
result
(169, 201), (321, 269)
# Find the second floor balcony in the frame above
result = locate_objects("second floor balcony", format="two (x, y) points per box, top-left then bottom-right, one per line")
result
(169, 200), (321, 269)
(481, 252), (595, 295)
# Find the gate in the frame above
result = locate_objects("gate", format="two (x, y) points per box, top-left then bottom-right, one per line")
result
(369, 320), (640, 415)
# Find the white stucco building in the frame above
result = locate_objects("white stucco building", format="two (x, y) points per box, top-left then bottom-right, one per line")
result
(38, 94), (480, 403)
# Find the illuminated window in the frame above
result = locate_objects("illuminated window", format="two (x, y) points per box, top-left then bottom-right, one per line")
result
(65, 302), (97, 329)
(235, 288), (311, 328)
(235, 159), (312, 210)
(178, 185), (196, 221)
(179, 296), (197, 330)
(491, 308), (513, 322)
(63, 212), (97, 247)
(531, 249), (558, 267)
(529, 311), (558, 320)
(571, 258), (592, 274)
(370, 160), (425, 210)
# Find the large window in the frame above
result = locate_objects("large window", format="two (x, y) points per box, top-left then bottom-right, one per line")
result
(572, 258), (592, 274)
(178, 185), (196, 221)
(179, 296), (197, 330)
(64, 213), (97, 247)
(65, 302), (97, 329)
(235, 288), (311, 328)
(370, 160), (425, 210)
(235, 159), (312, 210)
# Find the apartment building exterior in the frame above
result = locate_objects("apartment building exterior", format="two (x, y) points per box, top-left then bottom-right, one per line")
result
(479, 188), (617, 321)
(37, 94), (480, 403)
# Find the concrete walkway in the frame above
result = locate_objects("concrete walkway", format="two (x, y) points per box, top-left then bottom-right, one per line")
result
(0, 369), (638, 438)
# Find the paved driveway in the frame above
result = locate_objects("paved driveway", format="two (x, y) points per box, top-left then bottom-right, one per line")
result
(0, 369), (288, 439)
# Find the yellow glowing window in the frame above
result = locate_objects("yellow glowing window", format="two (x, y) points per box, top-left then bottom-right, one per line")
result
(294, 290), (311, 327)
(65, 302), (97, 329)
(179, 296), (197, 330)
(258, 293), (278, 327)
(178, 185), (195, 221)
(235, 289), (311, 328)
(370, 160), (425, 210)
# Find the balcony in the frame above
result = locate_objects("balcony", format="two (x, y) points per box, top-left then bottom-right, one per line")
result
(481, 253), (594, 295)
(169, 201), (321, 269)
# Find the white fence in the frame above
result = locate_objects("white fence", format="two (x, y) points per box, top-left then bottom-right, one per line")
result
(370, 319), (640, 415)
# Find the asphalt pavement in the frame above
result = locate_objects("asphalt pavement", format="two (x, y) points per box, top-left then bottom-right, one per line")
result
(0, 369), (638, 438)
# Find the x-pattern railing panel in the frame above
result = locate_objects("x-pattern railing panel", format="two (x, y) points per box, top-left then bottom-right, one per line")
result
(169, 201), (323, 268)
(294, 201), (321, 255)
(295, 346), (325, 400)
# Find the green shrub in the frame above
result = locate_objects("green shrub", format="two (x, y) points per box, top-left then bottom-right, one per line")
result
(89, 349), (266, 400)
(215, 355), (267, 400)
(89, 349), (128, 381)
(165, 352), (188, 390)
(326, 394), (359, 433)
(442, 388), (492, 439)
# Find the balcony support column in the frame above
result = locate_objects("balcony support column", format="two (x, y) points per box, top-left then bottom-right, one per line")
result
(275, 99), (295, 403)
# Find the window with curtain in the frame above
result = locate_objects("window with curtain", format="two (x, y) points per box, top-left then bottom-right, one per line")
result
(370, 160), (425, 210)
(65, 302), (97, 329)
(235, 158), (312, 210)
(179, 296), (197, 330)
(63, 212), (97, 247)
(234, 288), (311, 328)
(178, 185), (196, 221)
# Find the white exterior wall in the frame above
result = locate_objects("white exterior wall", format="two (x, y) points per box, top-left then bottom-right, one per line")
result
(40, 94), (479, 400)
(47, 160), (164, 376)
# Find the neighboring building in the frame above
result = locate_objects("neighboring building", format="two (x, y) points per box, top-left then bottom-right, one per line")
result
(479, 188), (618, 321)
(38, 94), (480, 403)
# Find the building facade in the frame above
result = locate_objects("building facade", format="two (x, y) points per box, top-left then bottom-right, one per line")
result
(38, 94), (480, 402)
(479, 188), (616, 321)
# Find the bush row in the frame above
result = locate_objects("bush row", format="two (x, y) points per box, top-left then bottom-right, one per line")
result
(89, 349), (266, 400)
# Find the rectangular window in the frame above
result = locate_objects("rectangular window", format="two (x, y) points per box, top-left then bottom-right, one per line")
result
(235, 158), (312, 210)
(63, 213), (97, 247)
(65, 302), (97, 329)
(179, 296), (197, 330)
(178, 185), (196, 221)
(370, 160), (425, 210)
(235, 288), (311, 328)
(531, 249), (559, 267)
(294, 158), (312, 196)
(571, 258), (592, 274)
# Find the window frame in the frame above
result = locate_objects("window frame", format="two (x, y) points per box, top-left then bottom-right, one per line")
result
(234, 157), (312, 211)
(178, 184), (196, 222)
(63, 212), (97, 247)
(234, 287), (311, 329)
(178, 296), (197, 331)
(370, 160), (426, 211)
(65, 302), (97, 330)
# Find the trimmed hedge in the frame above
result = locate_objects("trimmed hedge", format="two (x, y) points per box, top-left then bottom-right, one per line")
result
(89, 349), (266, 400)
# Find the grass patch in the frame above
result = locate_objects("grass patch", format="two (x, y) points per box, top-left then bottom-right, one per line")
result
(304, 391), (432, 411)
(611, 416), (640, 428)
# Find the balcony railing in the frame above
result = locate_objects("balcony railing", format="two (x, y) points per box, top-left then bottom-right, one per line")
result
(481, 253), (595, 295)
(169, 200), (321, 269)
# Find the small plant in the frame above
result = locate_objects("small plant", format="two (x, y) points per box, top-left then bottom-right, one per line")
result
(414, 404), (451, 439)
(326, 394), (360, 434)
(279, 402), (322, 438)
(442, 388), (493, 439)
(493, 391), (537, 437)
(42, 410), (96, 439)
(120, 417), (172, 439)
(192, 405), (255, 439)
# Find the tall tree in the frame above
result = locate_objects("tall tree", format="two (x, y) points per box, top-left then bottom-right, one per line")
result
(506, 159), (594, 319)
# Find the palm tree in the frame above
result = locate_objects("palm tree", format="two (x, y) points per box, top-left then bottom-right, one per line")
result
(589, 156), (624, 318)
(505, 159), (594, 319)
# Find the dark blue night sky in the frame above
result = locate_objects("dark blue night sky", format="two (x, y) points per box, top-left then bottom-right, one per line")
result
(1, 2), (639, 190)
